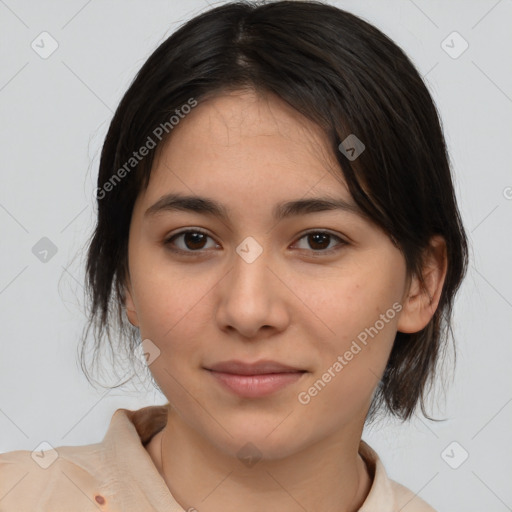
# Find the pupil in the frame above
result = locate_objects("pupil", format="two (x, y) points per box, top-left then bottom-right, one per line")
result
(310, 233), (329, 250)
(185, 232), (206, 250)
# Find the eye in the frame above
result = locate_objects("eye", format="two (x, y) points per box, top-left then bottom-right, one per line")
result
(164, 229), (219, 253)
(163, 229), (347, 256)
(292, 230), (347, 255)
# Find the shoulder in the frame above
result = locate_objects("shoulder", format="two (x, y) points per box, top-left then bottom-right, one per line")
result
(388, 479), (437, 511)
(0, 404), (170, 511)
(0, 443), (107, 511)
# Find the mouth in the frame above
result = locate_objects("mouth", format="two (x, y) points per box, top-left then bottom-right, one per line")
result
(205, 359), (306, 375)
(204, 359), (307, 398)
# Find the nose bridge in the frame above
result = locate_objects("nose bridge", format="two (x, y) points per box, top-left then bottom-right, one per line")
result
(230, 235), (272, 299)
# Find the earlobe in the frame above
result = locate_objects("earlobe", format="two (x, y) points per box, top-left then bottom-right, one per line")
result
(397, 235), (448, 334)
(124, 282), (140, 328)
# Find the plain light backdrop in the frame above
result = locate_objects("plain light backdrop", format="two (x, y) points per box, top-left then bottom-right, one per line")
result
(1, 1), (511, 510)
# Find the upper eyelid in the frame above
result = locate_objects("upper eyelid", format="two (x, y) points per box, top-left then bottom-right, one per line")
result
(165, 227), (214, 243)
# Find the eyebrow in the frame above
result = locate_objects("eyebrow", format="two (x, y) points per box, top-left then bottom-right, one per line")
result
(144, 193), (366, 222)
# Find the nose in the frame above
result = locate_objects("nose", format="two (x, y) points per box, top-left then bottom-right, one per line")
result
(214, 244), (290, 339)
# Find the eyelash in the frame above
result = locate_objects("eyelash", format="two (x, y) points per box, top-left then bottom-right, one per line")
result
(163, 229), (347, 257)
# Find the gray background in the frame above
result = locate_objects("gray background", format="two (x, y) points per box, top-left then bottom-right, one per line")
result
(1, 0), (511, 510)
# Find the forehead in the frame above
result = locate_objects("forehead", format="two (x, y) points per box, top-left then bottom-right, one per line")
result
(138, 90), (354, 215)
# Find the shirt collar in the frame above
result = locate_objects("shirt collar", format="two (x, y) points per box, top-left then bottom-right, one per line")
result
(104, 403), (396, 511)
(103, 403), (183, 511)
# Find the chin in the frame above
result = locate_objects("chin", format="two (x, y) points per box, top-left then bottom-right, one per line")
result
(212, 422), (310, 463)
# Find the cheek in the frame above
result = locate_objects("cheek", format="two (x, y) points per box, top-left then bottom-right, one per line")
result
(130, 262), (215, 353)
(303, 262), (401, 339)
(297, 314), (398, 425)
(298, 266), (401, 396)
(133, 272), (210, 399)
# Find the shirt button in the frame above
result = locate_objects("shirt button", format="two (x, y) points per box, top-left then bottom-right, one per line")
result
(95, 495), (106, 505)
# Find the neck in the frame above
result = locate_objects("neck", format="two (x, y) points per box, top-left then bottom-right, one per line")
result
(151, 408), (372, 512)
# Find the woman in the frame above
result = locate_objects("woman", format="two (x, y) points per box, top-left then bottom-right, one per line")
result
(0, 1), (468, 510)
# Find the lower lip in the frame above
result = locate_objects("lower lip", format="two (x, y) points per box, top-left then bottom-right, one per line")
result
(207, 370), (305, 398)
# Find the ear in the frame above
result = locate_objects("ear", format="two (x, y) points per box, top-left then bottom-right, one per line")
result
(124, 278), (140, 328)
(397, 235), (448, 334)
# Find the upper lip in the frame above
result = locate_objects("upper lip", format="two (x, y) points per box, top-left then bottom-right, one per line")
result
(206, 360), (306, 375)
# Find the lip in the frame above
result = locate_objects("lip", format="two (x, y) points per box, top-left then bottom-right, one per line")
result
(205, 360), (307, 398)
(206, 359), (305, 375)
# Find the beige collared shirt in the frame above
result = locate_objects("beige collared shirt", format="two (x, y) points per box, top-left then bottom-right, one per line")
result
(0, 404), (436, 511)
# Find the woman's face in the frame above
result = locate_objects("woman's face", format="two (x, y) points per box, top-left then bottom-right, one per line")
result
(125, 90), (412, 459)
